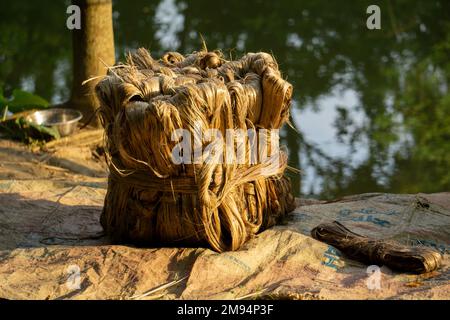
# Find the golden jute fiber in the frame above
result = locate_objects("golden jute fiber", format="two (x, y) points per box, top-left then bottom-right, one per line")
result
(95, 48), (296, 252)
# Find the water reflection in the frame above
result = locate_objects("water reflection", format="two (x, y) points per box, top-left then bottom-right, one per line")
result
(1, 0), (449, 199)
(154, 0), (185, 49)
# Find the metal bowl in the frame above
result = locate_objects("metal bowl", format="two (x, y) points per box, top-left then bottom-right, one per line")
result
(26, 108), (83, 137)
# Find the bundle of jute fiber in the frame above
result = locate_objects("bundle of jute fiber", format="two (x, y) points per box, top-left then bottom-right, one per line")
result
(311, 221), (442, 273)
(95, 48), (296, 252)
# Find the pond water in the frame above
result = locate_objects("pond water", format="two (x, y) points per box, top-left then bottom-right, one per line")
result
(1, 0), (449, 199)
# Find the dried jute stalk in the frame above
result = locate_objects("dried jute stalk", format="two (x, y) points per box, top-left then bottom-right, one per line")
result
(95, 48), (296, 252)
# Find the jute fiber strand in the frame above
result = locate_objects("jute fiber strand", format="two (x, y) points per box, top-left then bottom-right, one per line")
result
(95, 48), (296, 252)
(311, 221), (442, 273)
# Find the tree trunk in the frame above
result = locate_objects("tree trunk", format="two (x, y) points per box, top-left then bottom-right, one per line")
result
(69, 0), (115, 127)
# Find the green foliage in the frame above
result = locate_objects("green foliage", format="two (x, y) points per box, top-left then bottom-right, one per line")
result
(0, 88), (55, 143)
(0, 89), (49, 113)
(0, 115), (60, 144)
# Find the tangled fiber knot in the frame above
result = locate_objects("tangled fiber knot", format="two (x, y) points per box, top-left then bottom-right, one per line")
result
(96, 48), (296, 252)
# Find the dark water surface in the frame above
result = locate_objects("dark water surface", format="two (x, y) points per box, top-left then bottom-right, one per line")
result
(1, 0), (449, 199)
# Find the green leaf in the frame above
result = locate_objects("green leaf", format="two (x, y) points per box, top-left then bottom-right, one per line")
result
(5, 116), (60, 142)
(27, 120), (60, 140)
(7, 89), (49, 113)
